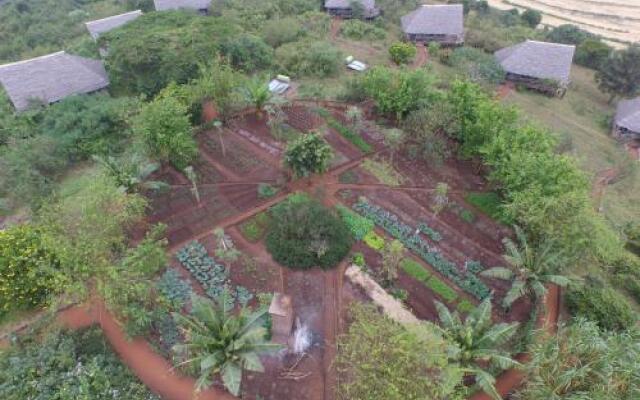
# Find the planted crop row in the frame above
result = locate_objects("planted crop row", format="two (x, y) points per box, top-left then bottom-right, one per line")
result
(353, 200), (490, 300)
(177, 241), (253, 307)
(315, 108), (373, 153)
(418, 222), (442, 242)
(337, 204), (375, 240)
(401, 259), (458, 303)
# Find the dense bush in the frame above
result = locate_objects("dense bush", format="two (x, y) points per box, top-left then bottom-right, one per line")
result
(575, 39), (611, 69)
(336, 303), (463, 400)
(133, 96), (197, 170)
(0, 224), (59, 315)
(276, 40), (342, 78)
(388, 42), (416, 65)
(260, 17), (304, 47)
(520, 9), (542, 28)
(447, 47), (505, 84)
(565, 282), (636, 332)
(266, 194), (352, 269)
(362, 67), (441, 120)
(220, 34), (274, 72)
(0, 328), (158, 399)
(102, 11), (239, 96)
(283, 133), (333, 178)
(340, 20), (386, 41)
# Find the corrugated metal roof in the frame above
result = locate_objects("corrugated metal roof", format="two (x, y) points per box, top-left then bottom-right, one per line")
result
(0, 52), (110, 112)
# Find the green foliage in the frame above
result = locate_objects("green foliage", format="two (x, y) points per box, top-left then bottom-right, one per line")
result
(336, 303), (464, 400)
(546, 24), (594, 46)
(401, 258), (458, 303)
(38, 173), (146, 302)
(436, 298), (520, 400)
(239, 212), (271, 242)
(363, 230), (385, 251)
(99, 225), (168, 337)
(276, 40), (342, 78)
(173, 294), (281, 396)
(0, 224), (60, 315)
(266, 194), (353, 269)
(388, 42), (416, 65)
(361, 158), (404, 186)
(0, 0), (132, 63)
(283, 133), (333, 178)
(354, 199), (491, 299)
(381, 239), (405, 282)
(456, 299), (475, 314)
(428, 41), (441, 57)
(157, 268), (193, 308)
(595, 45), (640, 102)
(520, 9), (542, 28)
(0, 327), (159, 399)
(402, 105), (455, 164)
(336, 204), (375, 240)
(177, 241), (231, 301)
(418, 222), (442, 242)
(340, 20), (386, 41)
(194, 61), (247, 120)
(102, 11), (239, 96)
(516, 318), (640, 400)
(352, 252), (366, 267)
(133, 95), (197, 170)
(447, 47), (505, 84)
(220, 33), (274, 72)
(465, 192), (511, 224)
(257, 183), (279, 199)
(260, 17), (303, 47)
(362, 67), (440, 120)
(316, 108), (372, 153)
(565, 281), (636, 332)
(575, 39), (612, 69)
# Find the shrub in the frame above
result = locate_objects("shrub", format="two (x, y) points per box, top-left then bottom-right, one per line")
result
(258, 183), (279, 199)
(566, 282), (636, 332)
(575, 39), (612, 69)
(220, 34), (274, 72)
(284, 133), (334, 178)
(260, 17), (303, 47)
(465, 192), (512, 224)
(276, 40), (342, 77)
(240, 212), (271, 242)
(456, 299), (475, 314)
(340, 20), (386, 40)
(363, 231), (385, 251)
(428, 42), (441, 57)
(352, 252), (366, 267)
(388, 42), (416, 65)
(337, 205), (375, 240)
(266, 194), (353, 269)
(520, 9), (542, 28)
(447, 47), (505, 84)
(0, 224), (59, 315)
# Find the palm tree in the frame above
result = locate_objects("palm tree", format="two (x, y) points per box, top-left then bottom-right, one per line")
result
(481, 226), (570, 309)
(173, 293), (281, 396)
(93, 155), (168, 194)
(435, 298), (520, 400)
(242, 76), (272, 118)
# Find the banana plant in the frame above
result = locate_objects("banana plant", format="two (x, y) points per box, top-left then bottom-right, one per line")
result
(173, 292), (282, 396)
(435, 298), (520, 400)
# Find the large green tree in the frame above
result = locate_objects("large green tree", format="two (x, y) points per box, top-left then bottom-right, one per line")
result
(173, 293), (280, 396)
(435, 298), (520, 400)
(595, 45), (640, 103)
(133, 96), (197, 170)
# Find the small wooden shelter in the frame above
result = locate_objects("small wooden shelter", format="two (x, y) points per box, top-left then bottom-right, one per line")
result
(401, 4), (464, 45)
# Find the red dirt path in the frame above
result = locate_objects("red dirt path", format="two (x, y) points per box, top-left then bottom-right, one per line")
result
(412, 43), (428, 69)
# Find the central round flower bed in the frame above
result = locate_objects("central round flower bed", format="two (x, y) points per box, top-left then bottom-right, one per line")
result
(266, 193), (353, 270)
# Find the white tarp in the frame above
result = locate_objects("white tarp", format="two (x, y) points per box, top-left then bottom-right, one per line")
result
(268, 79), (290, 94)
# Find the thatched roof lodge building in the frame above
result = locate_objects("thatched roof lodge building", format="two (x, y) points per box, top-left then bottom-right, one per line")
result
(0, 52), (110, 112)
(324, 0), (380, 19)
(614, 97), (640, 141)
(154, 0), (211, 14)
(85, 10), (143, 40)
(401, 4), (464, 45)
(495, 40), (576, 97)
